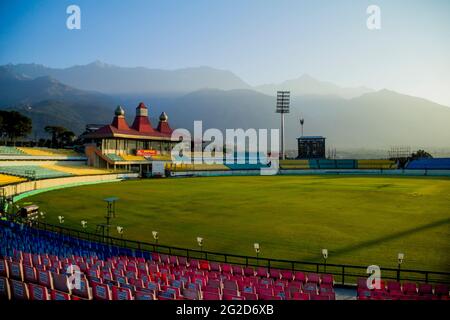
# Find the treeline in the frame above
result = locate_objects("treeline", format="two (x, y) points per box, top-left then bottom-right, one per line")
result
(0, 110), (75, 148)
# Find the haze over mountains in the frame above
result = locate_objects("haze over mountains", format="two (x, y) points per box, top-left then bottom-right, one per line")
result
(1, 62), (450, 151)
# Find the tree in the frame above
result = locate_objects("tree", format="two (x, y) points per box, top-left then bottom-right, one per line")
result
(410, 150), (433, 160)
(0, 111), (32, 144)
(44, 126), (76, 148)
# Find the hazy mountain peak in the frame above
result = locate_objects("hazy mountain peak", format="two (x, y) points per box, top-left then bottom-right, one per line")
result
(256, 74), (373, 99)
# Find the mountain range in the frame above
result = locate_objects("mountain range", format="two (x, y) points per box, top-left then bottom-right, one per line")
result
(1, 62), (450, 150)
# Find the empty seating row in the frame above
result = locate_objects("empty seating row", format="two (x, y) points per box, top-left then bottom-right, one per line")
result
(0, 253), (336, 301)
(356, 159), (397, 169)
(357, 278), (449, 300)
(105, 154), (124, 162)
(167, 163), (230, 171)
(0, 165), (72, 179)
(0, 221), (336, 300)
(120, 154), (147, 161)
(39, 164), (113, 176)
(16, 148), (80, 157)
(279, 160), (310, 169)
(0, 146), (25, 155)
(406, 158), (450, 170)
(0, 173), (26, 186)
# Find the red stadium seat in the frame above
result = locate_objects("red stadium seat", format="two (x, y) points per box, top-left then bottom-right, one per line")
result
(10, 279), (29, 300)
(257, 267), (268, 278)
(232, 265), (243, 276)
(51, 290), (71, 300)
(307, 273), (320, 284)
(92, 282), (111, 300)
(24, 265), (37, 284)
(418, 283), (433, 295)
(135, 290), (155, 300)
(0, 276), (11, 300)
(387, 281), (401, 292)
(203, 291), (221, 300)
(52, 272), (71, 294)
(0, 259), (9, 278)
(8, 261), (24, 282)
(435, 284), (449, 296)
(72, 278), (92, 300)
(221, 264), (232, 274)
(269, 269), (281, 279)
(281, 270), (293, 280)
(37, 270), (53, 289)
(294, 271), (306, 283)
(112, 285), (132, 300)
(28, 283), (49, 300)
(223, 293), (244, 300)
(402, 282), (418, 295)
(292, 292), (310, 300)
(321, 274), (334, 285)
(241, 292), (258, 300)
(244, 267), (254, 277)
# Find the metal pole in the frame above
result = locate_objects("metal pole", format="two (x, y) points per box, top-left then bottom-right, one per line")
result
(282, 114), (286, 160)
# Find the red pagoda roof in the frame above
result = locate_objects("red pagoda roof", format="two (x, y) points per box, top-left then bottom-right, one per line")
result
(84, 103), (174, 140)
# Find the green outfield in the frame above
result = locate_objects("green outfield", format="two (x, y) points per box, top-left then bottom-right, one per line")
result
(20, 175), (450, 272)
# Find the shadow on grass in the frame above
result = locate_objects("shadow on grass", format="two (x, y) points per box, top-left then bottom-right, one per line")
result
(328, 217), (450, 261)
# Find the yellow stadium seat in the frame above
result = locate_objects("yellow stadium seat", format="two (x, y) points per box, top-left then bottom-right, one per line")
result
(121, 154), (147, 161)
(40, 164), (113, 176)
(16, 148), (80, 157)
(357, 160), (397, 169)
(279, 160), (310, 169)
(0, 174), (26, 186)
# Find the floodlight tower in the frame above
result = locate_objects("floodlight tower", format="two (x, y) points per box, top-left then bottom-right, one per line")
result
(276, 91), (290, 160)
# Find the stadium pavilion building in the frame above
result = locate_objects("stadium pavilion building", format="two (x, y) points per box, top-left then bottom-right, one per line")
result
(82, 103), (178, 174)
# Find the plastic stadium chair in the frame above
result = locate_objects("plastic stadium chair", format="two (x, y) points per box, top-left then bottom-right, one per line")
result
(402, 282), (418, 295)
(135, 290), (155, 300)
(306, 273), (320, 284)
(72, 278), (92, 300)
(241, 292), (258, 300)
(321, 274), (334, 285)
(303, 283), (318, 295)
(292, 292), (310, 300)
(28, 283), (49, 300)
(294, 271), (306, 283)
(244, 267), (255, 277)
(92, 282), (111, 300)
(203, 291), (221, 300)
(10, 279), (29, 300)
(0, 277), (11, 300)
(37, 270), (53, 289)
(0, 260), (9, 278)
(51, 290), (71, 300)
(52, 272), (71, 294)
(418, 283), (433, 295)
(387, 281), (402, 292)
(23, 266), (37, 285)
(435, 284), (449, 297)
(232, 265), (244, 276)
(8, 261), (24, 282)
(112, 286), (133, 300)
(281, 270), (293, 281)
(269, 269), (281, 279)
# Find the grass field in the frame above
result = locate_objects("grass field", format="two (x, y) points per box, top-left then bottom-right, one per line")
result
(20, 175), (450, 273)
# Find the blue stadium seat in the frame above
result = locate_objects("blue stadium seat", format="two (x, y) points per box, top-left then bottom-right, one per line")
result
(406, 158), (450, 170)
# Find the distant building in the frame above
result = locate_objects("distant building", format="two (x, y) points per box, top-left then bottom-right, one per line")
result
(297, 136), (326, 159)
(82, 102), (178, 174)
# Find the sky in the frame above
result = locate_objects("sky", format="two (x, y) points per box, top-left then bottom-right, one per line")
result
(1, 0), (449, 106)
